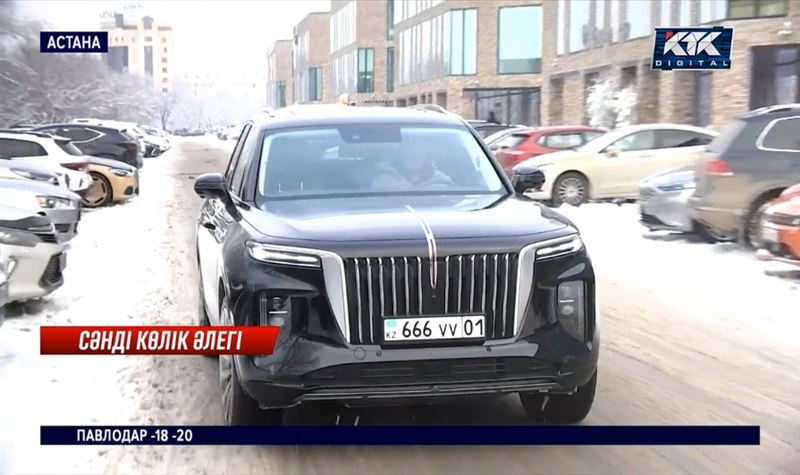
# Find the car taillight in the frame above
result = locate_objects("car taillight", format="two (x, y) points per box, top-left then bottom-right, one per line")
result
(705, 156), (733, 176)
(61, 162), (87, 172)
(120, 143), (138, 152)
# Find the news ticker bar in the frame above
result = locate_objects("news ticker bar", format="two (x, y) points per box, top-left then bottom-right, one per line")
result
(41, 426), (760, 445)
(39, 326), (279, 355)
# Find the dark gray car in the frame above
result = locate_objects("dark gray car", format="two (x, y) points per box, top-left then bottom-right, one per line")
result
(690, 104), (800, 246)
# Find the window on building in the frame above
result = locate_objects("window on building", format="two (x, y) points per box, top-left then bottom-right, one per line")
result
(660, 0), (671, 25)
(162, 67), (167, 73)
(473, 88), (540, 126)
(142, 16), (153, 29)
(610, 0), (620, 42)
(163, 47), (168, 53)
(628, 0), (652, 39)
(497, 5), (542, 74)
(693, 71), (712, 127)
(161, 57), (168, 63)
(729, 0), (786, 19)
(761, 118), (800, 151)
(276, 81), (286, 107)
(162, 87), (168, 93)
(700, 0), (727, 22)
(750, 45), (800, 109)
(309, 67), (323, 101)
(144, 36), (153, 42)
(569, 0), (591, 52)
(357, 48), (374, 93)
(678, 0), (693, 25)
(447, 9), (476, 75)
(556, 0), (566, 54)
(144, 45), (153, 77)
(387, 47), (395, 92)
(387, 0), (394, 39)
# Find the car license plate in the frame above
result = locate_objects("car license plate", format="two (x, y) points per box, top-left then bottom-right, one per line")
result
(383, 315), (485, 342)
(762, 225), (779, 244)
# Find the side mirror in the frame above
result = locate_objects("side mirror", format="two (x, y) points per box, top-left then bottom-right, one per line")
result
(511, 165), (545, 194)
(605, 146), (619, 157)
(194, 173), (228, 200)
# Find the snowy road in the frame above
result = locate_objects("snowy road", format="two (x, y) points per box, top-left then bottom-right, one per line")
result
(1, 138), (798, 474)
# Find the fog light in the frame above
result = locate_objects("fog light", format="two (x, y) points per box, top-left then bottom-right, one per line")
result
(557, 281), (585, 340)
(259, 295), (290, 326)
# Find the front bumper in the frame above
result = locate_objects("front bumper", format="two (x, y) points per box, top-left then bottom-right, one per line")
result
(109, 172), (140, 201)
(237, 324), (598, 408)
(5, 242), (65, 302)
(639, 188), (693, 232)
(757, 219), (800, 265)
(43, 207), (81, 243)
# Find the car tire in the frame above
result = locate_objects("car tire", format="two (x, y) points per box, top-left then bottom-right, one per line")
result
(197, 275), (210, 327)
(83, 172), (113, 208)
(520, 371), (597, 424)
(219, 296), (283, 426)
(553, 173), (589, 207)
(744, 194), (781, 248)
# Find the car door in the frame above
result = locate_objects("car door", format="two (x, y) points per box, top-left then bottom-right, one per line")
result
(595, 130), (658, 197)
(197, 123), (253, 324)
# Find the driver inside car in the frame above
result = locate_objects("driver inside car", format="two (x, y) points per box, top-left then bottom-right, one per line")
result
(372, 140), (454, 189)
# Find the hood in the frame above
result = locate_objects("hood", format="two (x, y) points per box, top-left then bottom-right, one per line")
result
(87, 155), (136, 172)
(0, 177), (80, 201)
(241, 194), (572, 244)
(0, 204), (49, 230)
(767, 197), (800, 217)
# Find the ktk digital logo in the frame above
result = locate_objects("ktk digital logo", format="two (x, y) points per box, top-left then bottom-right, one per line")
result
(40, 31), (109, 53)
(651, 26), (733, 71)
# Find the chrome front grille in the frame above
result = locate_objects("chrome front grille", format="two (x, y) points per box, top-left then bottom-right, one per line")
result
(344, 253), (519, 345)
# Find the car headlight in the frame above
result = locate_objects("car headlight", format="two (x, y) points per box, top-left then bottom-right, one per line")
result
(0, 228), (40, 247)
(536, 236), (583, 260)
(246, 241), (321, 268)
(656, 182), (695, 192)
(37, 195), (73, 209)
(10, 168), (54, 184)
(557, 280), (586, 341)
(112, 169), (132, 177)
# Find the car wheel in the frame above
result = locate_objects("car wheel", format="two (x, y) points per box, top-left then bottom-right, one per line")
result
(744, 196), (779, 248)
(83, 172), (112, 208)
(520, 371), (597, 424)
(219, 296), (283, 426)
(553, 173), (589, 206)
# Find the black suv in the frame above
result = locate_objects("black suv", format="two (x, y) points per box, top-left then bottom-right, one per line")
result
(194, 106), (598, 425)
(690, 104), (800, 245)
(32, 124), (142, 169)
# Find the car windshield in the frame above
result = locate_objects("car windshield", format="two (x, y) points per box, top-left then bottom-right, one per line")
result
(256, 124), (505, 202)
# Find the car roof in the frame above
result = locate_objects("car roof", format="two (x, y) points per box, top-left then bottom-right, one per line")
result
(0, 130), (65, 141)
(739, 104), (800, 120)
(518, 125), (606, 135)
(34, 123), (122, 134)
(252, 105), (467, 130)
(612, 123), (715, 134)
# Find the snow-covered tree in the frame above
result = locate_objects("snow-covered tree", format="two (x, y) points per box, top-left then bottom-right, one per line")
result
(585, 79), (638, 129)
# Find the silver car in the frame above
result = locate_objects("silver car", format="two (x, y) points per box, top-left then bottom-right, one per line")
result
(0, 178), (81, 242)
(638, 168), (724, 243)
(0, 202), (66, 303)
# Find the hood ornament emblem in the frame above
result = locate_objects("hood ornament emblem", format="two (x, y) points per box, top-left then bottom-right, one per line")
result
(406, 206), (438, 289)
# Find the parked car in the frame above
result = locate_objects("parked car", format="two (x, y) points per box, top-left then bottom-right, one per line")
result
(194, 106), (598, 425)
(0, 154), (64, 188)
(638, 168), (725, 243)
(1, 177), (82, 242)
(756, 184), (800, 266)
(483, 125), (531, 150)
(83, 156), (140, 207)
(493, 126), (606, 177)
(0, 197), (66, 303)
(690, 104), (800, 247)
(0, 130), (92, 195)
(0, 250), (8, 327)
(30, 124), (142, 169)
(516, 124), (718, 206)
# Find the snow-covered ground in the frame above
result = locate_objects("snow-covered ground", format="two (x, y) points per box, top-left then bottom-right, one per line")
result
(0, 139), (797, 474)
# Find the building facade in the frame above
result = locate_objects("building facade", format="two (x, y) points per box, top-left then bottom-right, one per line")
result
(272, 0), (799, 129)
(100, 12), (175, 92)
(329, 0), (395, 105)
(266, 40), (294, 108)
(293, 12), (332, 104)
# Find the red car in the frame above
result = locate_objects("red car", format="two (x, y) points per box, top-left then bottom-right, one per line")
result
(492, 126), (606, 177)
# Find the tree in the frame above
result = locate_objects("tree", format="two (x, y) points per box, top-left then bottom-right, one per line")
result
(585, 79), (638, 129)
(157, 90), (177, 130)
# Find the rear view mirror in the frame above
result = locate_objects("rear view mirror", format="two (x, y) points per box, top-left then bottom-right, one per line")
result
(511, 165), (545, 194)
(194, 173), (228, 200)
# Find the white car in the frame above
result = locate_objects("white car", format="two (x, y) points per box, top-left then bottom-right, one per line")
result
(0, 190), (66, 302)
(515, 124), (718, 206)
(0, 131), (91, 195)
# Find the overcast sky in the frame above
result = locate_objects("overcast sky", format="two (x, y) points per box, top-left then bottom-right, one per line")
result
(15, 0), (330, 78)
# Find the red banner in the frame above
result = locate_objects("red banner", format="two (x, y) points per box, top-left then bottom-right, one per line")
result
(40, 326), (280, 355)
